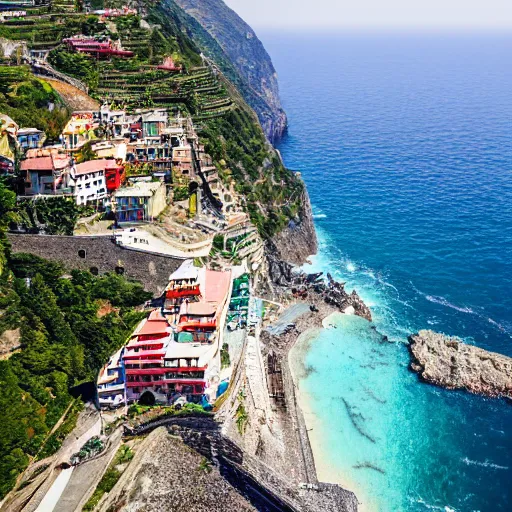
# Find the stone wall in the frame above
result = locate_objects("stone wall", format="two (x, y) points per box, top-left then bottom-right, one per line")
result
(7, 234), (183, 295)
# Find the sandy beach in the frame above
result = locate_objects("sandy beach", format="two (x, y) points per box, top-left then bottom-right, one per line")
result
(288, 323), (376, 512)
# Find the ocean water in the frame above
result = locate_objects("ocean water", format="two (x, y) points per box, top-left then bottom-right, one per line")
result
(262, 32), (512, 511)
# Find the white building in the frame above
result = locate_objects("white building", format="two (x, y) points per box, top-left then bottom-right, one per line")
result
(70, 159), (108, 206)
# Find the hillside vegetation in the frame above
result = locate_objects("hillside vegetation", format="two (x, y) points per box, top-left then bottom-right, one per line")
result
(172, 0), (287, 142)
(0, 66), (69, 141)
(0, 184), (149, 498)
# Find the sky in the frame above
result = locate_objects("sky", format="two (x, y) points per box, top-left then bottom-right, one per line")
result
(224, 0), (512, 31)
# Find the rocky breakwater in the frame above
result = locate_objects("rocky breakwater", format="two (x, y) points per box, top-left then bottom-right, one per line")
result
(408, 330), (512, 399)
(267, 251), (372, 322)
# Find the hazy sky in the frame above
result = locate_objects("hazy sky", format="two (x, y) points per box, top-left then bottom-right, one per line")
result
(224, 0), (512, 30)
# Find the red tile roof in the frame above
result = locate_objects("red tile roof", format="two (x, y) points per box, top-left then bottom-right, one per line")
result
(74, 159), (119, 175)
(135, 310), (170, 337)
(20, 156), (69, 172)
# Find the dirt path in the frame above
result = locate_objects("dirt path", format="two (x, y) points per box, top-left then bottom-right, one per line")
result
(44, 79), (99, 111)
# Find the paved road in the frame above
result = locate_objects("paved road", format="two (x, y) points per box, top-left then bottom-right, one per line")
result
(53, 429), (122, 512)
(34, 468), (74, 512)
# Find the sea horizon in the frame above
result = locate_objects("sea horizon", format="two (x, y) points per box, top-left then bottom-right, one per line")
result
(265, 31), (512, 511)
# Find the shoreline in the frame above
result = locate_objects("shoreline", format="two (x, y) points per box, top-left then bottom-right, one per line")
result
(285, 313), (374, 512)
(258, 271), (375, 510)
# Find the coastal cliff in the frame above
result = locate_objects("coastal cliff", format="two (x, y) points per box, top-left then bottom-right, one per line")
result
(270, 187), (318, 266)
(408, 330), (512, 399)
(172, 0), (287, 142)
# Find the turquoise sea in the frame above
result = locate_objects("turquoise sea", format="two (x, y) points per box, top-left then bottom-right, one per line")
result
(262, 32), (512, 511)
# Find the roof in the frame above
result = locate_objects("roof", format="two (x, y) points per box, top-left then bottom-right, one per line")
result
(204, 269), (231, 305)
(134, 309), (171, 337)
(184, 302), (216, 316)
(98, 371), (118, 385)
(114, 181), (163, 198)
(164, 340), (216, 366)
(142, 111), (167, 123)
(169, 259), (198, 282)
(74, 158), (119, 175)
(20, 156), (69, 171)
(18, 128), (43, 135)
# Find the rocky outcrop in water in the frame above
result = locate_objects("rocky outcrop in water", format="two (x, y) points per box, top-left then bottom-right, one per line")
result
(173, 0), (287, 142)
(408, 330), (512, 399)
(266, 250), (372, 322)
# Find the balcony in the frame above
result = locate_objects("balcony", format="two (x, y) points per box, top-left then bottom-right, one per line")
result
(125, 368), (166, 376)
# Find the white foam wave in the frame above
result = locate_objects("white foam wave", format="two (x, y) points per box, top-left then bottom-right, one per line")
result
(313, 213), (327, 219)
(346, 261), (356, 272)
(424, 294), (474, 314)
(486, 317), (512, 338)
(411, 497), (458, 511)
(462, 457), (508, 470)
(381, 279), (399, 295)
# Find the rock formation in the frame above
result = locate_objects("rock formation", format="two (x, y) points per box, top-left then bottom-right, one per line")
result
(265, 248), (372, 322)
(173, 0), (287, 142)
(270, 187), (318, 265)
(408, 330), (512, 399)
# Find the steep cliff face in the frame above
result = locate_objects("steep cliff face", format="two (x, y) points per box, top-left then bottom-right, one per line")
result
(269, 187), (318, 266)
(172, 0), (287, 142)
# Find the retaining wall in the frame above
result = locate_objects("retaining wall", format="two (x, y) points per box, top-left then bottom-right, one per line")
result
(7, 234), (183, 294)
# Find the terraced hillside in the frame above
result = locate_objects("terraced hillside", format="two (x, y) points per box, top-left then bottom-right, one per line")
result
(0, 0), (308, 239)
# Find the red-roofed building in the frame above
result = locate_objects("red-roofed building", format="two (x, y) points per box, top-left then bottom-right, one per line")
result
(70, 159), (112, 205)
(63, 36), (134, 58)
(157, 56), (182, 73)
(105, 159), (125, 192)
(123, 310), (172, 401)
(121, 266), (232, 405)
(21, 153), (72, 195)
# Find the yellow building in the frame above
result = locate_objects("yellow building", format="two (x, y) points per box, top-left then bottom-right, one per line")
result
(113, 180), (167, 222)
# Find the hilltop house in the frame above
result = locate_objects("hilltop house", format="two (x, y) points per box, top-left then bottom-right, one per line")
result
(172, 145), (194, 177)
(62, 112), (97, 151)
(17, 128), (45, 151)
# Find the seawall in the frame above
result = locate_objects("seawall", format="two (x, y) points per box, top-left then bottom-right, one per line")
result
(7, 234), (183, 295)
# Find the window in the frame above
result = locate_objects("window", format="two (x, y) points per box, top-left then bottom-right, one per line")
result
(78, 249), (86, 259)
(90, 267), (99, 276)
(115, 266), (125, 275)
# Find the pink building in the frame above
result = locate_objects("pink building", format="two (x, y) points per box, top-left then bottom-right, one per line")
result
(123, 263), (231, 404)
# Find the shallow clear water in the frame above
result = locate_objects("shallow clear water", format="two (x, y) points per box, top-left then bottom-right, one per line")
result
(262, 32), (512, 511)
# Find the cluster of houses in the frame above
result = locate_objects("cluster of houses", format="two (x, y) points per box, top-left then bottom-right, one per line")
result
(1, 105), (223, 222)
(97, 259), (233, 408)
